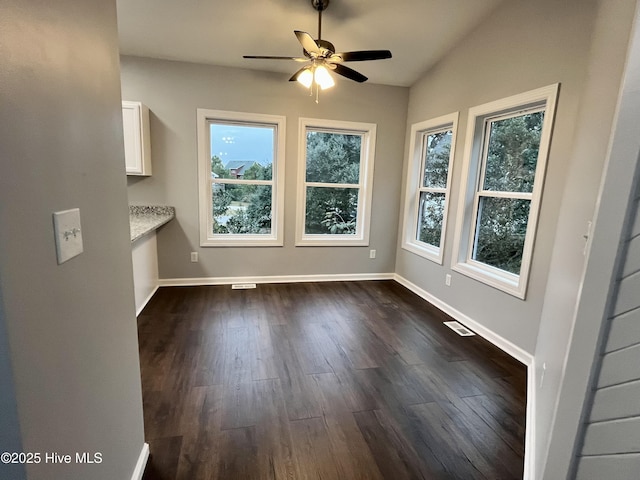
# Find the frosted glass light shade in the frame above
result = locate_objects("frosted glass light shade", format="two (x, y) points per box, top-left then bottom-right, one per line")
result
(314, 65), (335, 90)
(297, 68), (313, 88)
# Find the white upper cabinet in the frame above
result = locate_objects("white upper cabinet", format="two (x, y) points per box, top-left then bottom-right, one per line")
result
(122, 101), (152, 176)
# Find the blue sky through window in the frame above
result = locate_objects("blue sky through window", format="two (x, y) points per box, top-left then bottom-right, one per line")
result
(210, 123), (274, 167)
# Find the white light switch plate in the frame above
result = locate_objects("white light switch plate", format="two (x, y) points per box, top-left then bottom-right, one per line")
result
(53, 208), (83, 264)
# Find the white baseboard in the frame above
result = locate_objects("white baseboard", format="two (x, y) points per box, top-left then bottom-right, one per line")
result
(158, 272), (394, 287)
(525, 363), (536, 480)
(393, 273), (536, 480)
(130, 443), (149, 480)
(136, 286), (158, 316)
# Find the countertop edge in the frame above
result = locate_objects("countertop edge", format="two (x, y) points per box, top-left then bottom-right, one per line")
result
(129, 206), (176, 243)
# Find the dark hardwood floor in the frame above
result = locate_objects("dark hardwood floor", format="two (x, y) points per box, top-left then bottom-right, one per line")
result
(138, 280), (526, 480)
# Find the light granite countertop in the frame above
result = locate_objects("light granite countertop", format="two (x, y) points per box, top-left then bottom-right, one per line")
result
(129, 205), (175, 243)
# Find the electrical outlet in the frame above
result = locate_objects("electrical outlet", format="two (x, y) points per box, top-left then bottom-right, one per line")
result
(369, 249), (376, 259)
(190, 252), (198, 263)
(445, 274), (451, 286)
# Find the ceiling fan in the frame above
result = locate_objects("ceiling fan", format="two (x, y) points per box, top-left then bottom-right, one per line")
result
(243, 0), (392, 97)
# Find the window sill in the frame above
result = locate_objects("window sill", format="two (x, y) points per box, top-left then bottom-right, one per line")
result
(296, 235), (368, 247)
(201, 236), (283, 247)
(451, 261), (526, 299)
(401, 242), (443, 265)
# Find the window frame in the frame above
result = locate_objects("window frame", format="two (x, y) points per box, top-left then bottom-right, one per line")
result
(197, 109), (286, 247)
(296, 118), (377, 246)
(451, 84), (559, 299)
(401, 112), (459, 264)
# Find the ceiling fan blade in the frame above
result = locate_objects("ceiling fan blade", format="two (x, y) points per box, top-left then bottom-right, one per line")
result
(333, 64), (368, 83)
(289, 66), (309, 82)
(294, 30), (320, 55)
(331, 50), (392, 62)
(243, 55), (308, 62)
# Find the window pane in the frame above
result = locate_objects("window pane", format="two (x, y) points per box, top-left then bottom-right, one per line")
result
(306, 131), (361, 184)
(210, 123), (273, 180)
(423, 130), (452, 188)
(472, 197), (531, 275)
(416, 192), (445, 247)
(305, 186), (359, 235)
(212, 183), (272, 234)
(483, 111), (544, 193)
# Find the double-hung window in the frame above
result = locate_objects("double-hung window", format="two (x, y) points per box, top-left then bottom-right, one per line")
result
(197, 109), (285, 246)
(402, 113), (458, 264)
(296, 118), (376, 246)
(452, 84), (559, 298)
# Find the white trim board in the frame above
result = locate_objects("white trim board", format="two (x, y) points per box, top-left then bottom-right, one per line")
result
(130, 443), (149, 480)
(158, 272), (394, 287)
(135, 285), (158, 317)
(393, 273), (535, 480)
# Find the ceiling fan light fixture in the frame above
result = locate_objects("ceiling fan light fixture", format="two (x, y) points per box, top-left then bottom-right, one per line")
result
(244, 0), (391, 99)
(297, 68), (314, 88)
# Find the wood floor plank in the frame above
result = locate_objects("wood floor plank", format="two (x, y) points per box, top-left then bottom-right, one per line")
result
(221, 381), (258, 431)
(461, 394), (526, 454)
(321, 412), (385, 480)
(174, 386), (222, 479)
(249, 321), (279, 382)
(289, 417), (342, 480)
(252, 378), (301, 480)
(353, 409), (432, 480)
(269, 325), (323, 421)
(143, 435), (183, 480)
(408, 402), (496, 480)
(139, 281), (526, 479)
(288, 325), (334, 375)
(217, 426), (260, 479)
(194, 315), (225, 387)
(222, 327), (252, 385)
(369, 405), (451, 479)
(435, 398), (524, 479)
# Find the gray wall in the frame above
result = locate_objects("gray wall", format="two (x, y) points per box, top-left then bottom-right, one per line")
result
(0, 1), (146, 479)
(532, 0), (638, 477)
(395, 0), (599, 354)
(0, 288), (25, 480)
(537, 2), (640, 473)
(576, 183), (640, 475)
(121, 56), (409, 280)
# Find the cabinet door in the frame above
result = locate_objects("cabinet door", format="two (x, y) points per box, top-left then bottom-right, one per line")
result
(122, 101), (152, 175)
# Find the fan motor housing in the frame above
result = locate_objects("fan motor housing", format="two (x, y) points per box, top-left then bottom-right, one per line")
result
(312, 0), (329, 11)
(303, 38), (335, 58)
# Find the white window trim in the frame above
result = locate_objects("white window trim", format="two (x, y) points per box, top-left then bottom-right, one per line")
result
(451, 84), (559, 299)
(296, 118), (377, 246)
(401, 112), (459, 264)
(197, 109), (286, 247)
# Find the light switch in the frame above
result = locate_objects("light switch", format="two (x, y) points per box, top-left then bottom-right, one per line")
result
(53, 208), (83, 264)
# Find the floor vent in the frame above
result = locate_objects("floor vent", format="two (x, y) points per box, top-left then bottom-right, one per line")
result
(443, 321), (476, 337)
(231, 283), (257, 290)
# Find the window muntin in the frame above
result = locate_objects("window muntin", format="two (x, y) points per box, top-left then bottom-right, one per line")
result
(451, 84), (559, 298)
(401, 113), (458, 264)
(296, 119), (376, 246)
(197, 110), (285, 246)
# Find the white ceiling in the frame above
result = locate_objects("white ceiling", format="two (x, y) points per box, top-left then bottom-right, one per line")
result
(116, 0), (503, 87)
